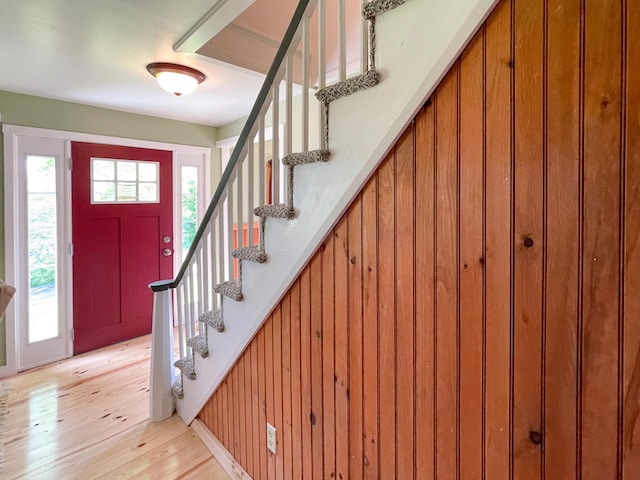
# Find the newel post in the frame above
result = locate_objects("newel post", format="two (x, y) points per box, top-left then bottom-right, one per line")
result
(149, 279), (175, 422)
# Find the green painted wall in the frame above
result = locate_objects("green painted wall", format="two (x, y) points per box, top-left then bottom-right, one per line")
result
(0, 90), (221, 367)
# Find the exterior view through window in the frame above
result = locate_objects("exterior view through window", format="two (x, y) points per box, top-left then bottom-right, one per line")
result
(27, 155), (58, 343)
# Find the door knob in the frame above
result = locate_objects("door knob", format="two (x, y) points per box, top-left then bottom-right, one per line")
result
(163, 248), (173, 256)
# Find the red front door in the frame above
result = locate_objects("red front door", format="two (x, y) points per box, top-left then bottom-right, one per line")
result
(71, 142), (173, 354)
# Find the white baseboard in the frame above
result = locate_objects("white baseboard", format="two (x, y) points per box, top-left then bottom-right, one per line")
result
(191, 418), (252, 480)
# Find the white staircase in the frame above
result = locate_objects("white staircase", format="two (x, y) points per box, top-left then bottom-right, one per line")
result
(150, 0), (499, 425)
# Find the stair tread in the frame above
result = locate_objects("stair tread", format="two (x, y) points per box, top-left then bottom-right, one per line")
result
(214, 281), (243, 301)
(187, 334), (209, 358)
(199, 309), (225, 332)
(315, 70), (382, 105)
(232, 246), (267, 263)
(171, 379), (184, 399)
(282, 149), (331, 166)
(254, 204), (295, 219)
(363, 0), (406, 20)
(174, 356), (196, 380)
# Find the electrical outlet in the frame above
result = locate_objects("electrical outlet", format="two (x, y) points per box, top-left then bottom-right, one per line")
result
(267, 423), (277, 454)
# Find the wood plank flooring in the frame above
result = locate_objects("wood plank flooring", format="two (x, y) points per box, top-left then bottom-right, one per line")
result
(0, 335), (230, 480)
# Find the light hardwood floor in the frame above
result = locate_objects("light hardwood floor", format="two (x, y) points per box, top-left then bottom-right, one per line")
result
(0, 335), (230, 479)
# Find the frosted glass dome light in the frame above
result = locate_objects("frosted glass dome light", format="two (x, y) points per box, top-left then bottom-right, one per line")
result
(146, 63), (206, 96)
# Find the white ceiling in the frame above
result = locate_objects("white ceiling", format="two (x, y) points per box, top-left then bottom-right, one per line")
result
(0, 0), (275, 127)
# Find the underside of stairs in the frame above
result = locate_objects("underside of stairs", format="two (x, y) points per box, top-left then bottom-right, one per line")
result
(169, 0), (499, 424)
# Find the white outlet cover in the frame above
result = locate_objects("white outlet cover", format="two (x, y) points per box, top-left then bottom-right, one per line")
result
(267, 423), (277, 454)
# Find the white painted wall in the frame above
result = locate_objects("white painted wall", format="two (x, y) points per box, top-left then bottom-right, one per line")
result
(176, 0), (500, 424)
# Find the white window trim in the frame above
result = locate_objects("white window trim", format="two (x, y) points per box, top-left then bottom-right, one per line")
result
(2, 124), (211, 377)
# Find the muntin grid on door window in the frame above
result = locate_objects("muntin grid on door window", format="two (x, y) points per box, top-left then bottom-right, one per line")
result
(91, 157), (160, 204)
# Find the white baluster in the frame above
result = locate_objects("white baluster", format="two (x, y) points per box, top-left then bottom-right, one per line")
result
(236, 161), (244, 257)
(361, 0), (369, 73)
(247, 140), (255, 247)
(218, 200), (226, 290)
(338, 0), (346, 81)
(258, 116), (266, 206)
(176, 283), (185, 359)
(226, 179), (235, 280)
(272, 84), (280, 204)
(302, 17), (310, 151)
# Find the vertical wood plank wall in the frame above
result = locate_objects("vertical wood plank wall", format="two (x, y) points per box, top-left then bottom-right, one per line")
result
(198, 0), (640, 477)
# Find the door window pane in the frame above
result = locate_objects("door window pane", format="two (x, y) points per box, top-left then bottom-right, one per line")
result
(139, 183), (157, 202)
(116, 182), (137, 201)
(116, 161), (137, 181)
(93, 159), (115, 181)
(91, 158), (159, 203)
(27, 156), (59, 343)
(138, 163), (157, 182)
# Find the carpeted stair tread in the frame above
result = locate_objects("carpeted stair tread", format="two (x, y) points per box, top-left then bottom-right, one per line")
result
(254, 204), (295, 220)
(232, 246), (267, 263)
(214, 281), (243, 301)
(187, 334), (209, 358)
(171, 379), (184, 399)
(199, 309), (225, 332)
(174, 357), (196, 380)
(282, 149), (331, 166)
(363, 0), (406, 20)
(315, 70), (382, 105)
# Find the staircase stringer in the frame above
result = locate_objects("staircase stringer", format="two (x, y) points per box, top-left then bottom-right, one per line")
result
(176, 0), (499, 425)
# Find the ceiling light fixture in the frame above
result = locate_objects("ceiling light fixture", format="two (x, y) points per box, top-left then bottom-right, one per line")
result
(146, 62), (206, 96)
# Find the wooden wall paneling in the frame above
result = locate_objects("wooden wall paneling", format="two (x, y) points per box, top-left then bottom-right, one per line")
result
(228, 377), (235, 454)
(237, 350), (251, 466)
(207, 388), (213, 434)
(232, 355), (240, 464)
(250, 341), (261, 479)
(414, 102), (436, 479)
(219, 385), (225, 446)
(322, 233), (336, 479)
(434, 61), (460, 479)
(361, 177), (379, 479)
(347, 196), (364, 480)
(300, 268), (314, 480)
(513, 0), (544, 476)
(581, 0), (623, 477)
(215, 379), (222, 445)
(232, 360), (240, 459)
(243, 353), (252, 470)
(245, 352), (252, 475)
(222, 377), (227, 446)
(458, 30), (485, 480)
(290, 280), (303, 480)
(265, 317), (276, 478)
(377, 149), (396, 479)
(543, 0), (581, 477)
(281, 293), (293, 480)
(334, 217), (350, 480)
(221, 379), (229, 452)
(230, 355), (238, 458)
(483, 0), (512, 477)
(310, 253), (324, 479)
(195, 3), (639, 479)
(213, 377), (220, 443)
(258, 328), (268, 479)
(623, 0), (640, 475)
(395, 124), (416, 480)
(273, 305), (284, 479)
